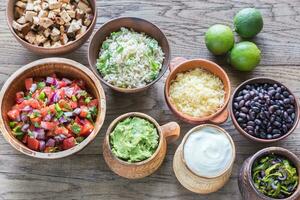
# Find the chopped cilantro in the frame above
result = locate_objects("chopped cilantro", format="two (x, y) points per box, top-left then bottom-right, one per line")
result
(85, 97), (92, 104)
(38, 91), (46, 101)
(71, 123), (81, 135)
(33, 122), (40, 128)
(9, 121), (17, 128)
(37, 82), (46, 89)
(71, 95), (77, 102)
(55, 103), (62, 112)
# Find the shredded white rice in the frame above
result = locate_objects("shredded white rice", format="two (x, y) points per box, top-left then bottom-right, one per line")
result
(97, 28), (164, 88)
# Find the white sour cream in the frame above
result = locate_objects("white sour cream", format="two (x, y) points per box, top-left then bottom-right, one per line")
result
(183, 126), (233, 177)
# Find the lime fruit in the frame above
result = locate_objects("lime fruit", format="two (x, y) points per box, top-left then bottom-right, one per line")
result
(234, 8), (263, 38)
(229, 41), (261, 71)
(205, 24), (234, 55)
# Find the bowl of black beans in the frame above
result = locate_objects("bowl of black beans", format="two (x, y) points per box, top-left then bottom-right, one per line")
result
(230, 78), (299, 143)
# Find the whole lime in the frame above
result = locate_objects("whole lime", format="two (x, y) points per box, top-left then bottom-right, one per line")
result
(234, 8), (263, 38)
(205, 24), (234, 55)
(229, 41), (261, 71)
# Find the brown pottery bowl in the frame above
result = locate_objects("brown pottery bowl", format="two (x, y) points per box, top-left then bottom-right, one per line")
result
(0, 58), (106, 159)
(164, 57), (231, 124)
(6, 0), (97, 55)
(230, 77), (300, 143)
(103, 112), (180, 179)
(88, 17), (170, 93)
(238, 147), (300, 200)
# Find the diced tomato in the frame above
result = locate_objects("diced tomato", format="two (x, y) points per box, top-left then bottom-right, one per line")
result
(69, 101), (78, 109)
(88, 99), (98, 107)
(79, 106), (89, 118)
(42, 87), (54, 100)
(46, 130), (55, 137)
(80, 120), (94, 137)
(54, 127), (70, 137)
(7, 109), (20, 121)
(28, 99), (40, 109)
(22, 134), (28, 144)
(62, 137), (76, 150)
(57, 81), (68, 88)
(30, 117), (42, 124)
(74, 116), (81, 125)
(16, 92), (24, 103)
(25, 78), (33, 90)
(78, 98), (86, 106)
(27, 137), (39, 151)
(41, 121), (57, 130)
(58, 99), (71, 111)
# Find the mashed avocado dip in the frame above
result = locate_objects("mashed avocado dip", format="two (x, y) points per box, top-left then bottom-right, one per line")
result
(110, 117), (159, 163)
(183, 126), (233, 177)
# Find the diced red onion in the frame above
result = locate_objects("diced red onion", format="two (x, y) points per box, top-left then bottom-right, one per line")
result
(46, 138), (55, 147)
(30, 83), (37, 93)
(51, 92), (60, 103)
(64, 112), (73, 117)
(21, 124), (30, 132)
(20, 113), (28, 122)
(16, 98), (24, 104)
(39, 140), (46, 151)
(64, 87), (74, 98)
(54, 134), (66, 143)
(62, 78), (72, 85)
(46, 77), (54, 85)
(21, 105), (32, 112)
(35, 129), (45, 140)
(59, 116), (68, 124)
(73, 108), (81, 115)
(43, 114), (52, 121)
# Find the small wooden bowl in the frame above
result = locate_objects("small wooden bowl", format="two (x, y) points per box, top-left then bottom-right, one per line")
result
(173, 124), (236, 194)
(6, 0), (97, 55)
(103, 112), (180, 179)
(230, 77), (300, 143)
(88, 17), (170, 93)
(238, 147), (300, 200)
(0, 58), (106, 159)
(164, 57), (231, 124)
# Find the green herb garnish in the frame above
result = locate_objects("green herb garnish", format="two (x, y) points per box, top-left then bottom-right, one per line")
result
(71, 123), (81, 135)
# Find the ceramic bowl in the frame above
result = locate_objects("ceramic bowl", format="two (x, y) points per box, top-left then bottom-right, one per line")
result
(164, 57), (231, 124)
(0, 58), (106, 159)
(238, 147), (300, 200)
(230, 77), (300, 143)
(88, 17), (170, 93)
(103, 112), (180, 179)
(173, 124), (236, 194)
(6, 0), (97, 55)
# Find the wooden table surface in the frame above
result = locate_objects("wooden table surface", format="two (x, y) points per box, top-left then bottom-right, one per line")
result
(0, 0), (300, 199)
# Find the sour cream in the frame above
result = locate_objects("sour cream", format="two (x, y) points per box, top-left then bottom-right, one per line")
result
(183, 126), (233, 177)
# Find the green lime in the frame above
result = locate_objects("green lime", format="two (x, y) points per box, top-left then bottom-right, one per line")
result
(205, 24), (234, 55)
(229, 41), (261, 71)
(234, 8), (263, 38)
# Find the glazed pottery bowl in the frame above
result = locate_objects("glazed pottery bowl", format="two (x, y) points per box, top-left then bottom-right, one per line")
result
(0, 58), (106, 159)
(103, 112), (180, 179)
(238, 147), (300, 200)
(88, 17), (170, 93)
(164, 57), (231, 124)
(230, 77), (300, 143)
(6, 0), (97, 55)
(173, 124), (236, 194)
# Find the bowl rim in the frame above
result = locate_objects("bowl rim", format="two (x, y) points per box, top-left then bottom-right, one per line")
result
(87, 16), (170, 93)
(0, 57), (106, 159)
(104, 112), (164, 166)
(6, 0), (97, 51)
(246, 147), (300, 200)
(230, 77), (300, 143)
(164, 58), (231, 123)
(180, 124), (236, 179)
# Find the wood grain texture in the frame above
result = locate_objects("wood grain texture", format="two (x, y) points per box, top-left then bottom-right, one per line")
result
(0, 0), (299, 199)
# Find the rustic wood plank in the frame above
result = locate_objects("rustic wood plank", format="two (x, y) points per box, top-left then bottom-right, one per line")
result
(0, 0), (299, 199)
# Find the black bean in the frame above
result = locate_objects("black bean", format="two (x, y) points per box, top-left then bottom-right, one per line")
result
(245, 100), (251, 107)
(244, 94), (251, 100)
(252, 107), (260, 113)
(272, 129), (281, 135)
(291, 113), (295, 120)
(267, 134), (273, 139)
(235, 96), (243, 102)
(269, 106), (276, 113)
(239, 100), (245, 108)
(247, 126), (254, 131)
(237, 118), (244, 123)
(283, 91), (289, 97)
(239, 113), (247, 119)
(254, 119), (261, 125)
(260, 133), (267, 139)
(267, 127), (272, 133)
(275, 93), (281, 99)
(250, 91), (255, 96)
(287, 108), (294, 114)
(268, 90), (276, 96)
(233, 102), (239, 109)
(247, 121), (255, 126)
(289, 95), (295, 104)
(241, 107), (249, 113)
(283, 98), (291, 104)
(272, 134), (281, 139)
(273, 121), (281, 127)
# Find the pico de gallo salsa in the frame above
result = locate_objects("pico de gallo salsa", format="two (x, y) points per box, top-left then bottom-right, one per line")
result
(7, 74), (98, 153)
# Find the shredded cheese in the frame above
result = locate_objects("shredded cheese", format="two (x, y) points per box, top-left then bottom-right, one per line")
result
(169, 68), (225, 117)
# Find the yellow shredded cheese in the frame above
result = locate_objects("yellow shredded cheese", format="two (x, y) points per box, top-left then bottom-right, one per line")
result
(169, 68), (225, 117)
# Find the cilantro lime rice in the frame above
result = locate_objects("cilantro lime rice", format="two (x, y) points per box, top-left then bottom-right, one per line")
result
(97, 28), (164, 88)
(109, 117), (159, 163)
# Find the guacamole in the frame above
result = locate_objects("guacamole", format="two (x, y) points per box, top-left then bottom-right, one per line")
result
(110, 117), (159, 163)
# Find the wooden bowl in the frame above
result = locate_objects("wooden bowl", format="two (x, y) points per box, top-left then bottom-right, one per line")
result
(103, 112), (180, 179)
(88, 17), (170, 93)
(173, 124), (236, 194)
(164, 57), (231, 124)
(0, 58), (106, 159)
(230, 77), (300, 143)
(6, 0), (97, 55)
(238, 147), (300, 200)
